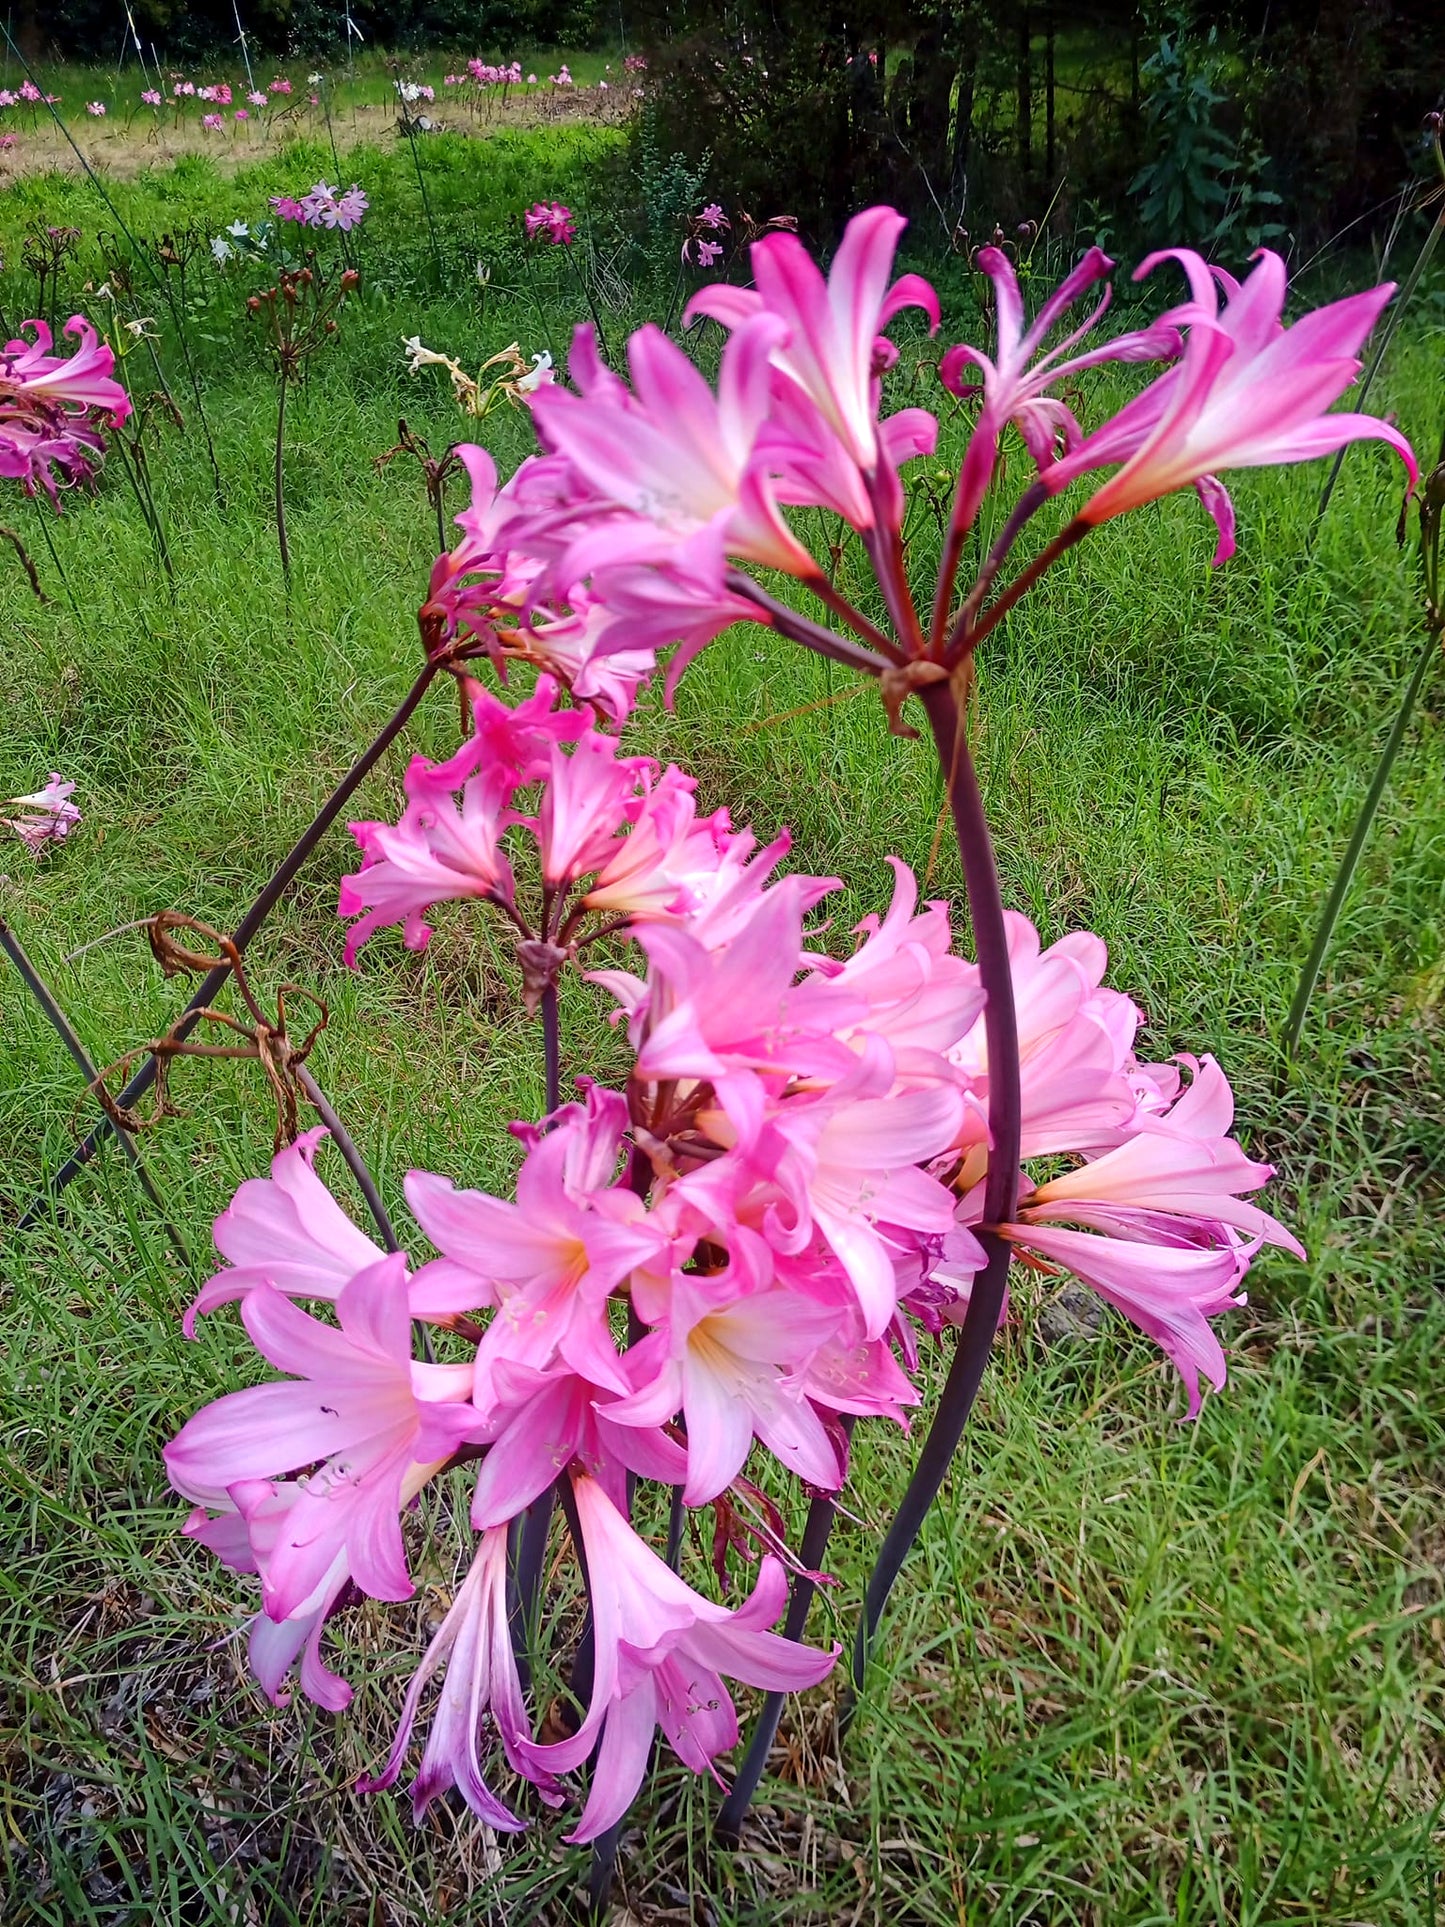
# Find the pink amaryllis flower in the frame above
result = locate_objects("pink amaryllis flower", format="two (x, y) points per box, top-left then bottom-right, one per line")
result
(405, 1084), (665, 1393)
(1045, 248), (1418, 562)
(361, 1526), (552, 1828)
(181, 1125), (385, 1334)
(527, 316), (817, 584)
(687, 203), (939, 471)
(166, 1253), (477, 1617)
(603, 1273), (846, 1503)
(524, 200), (575, 245)
(521, 1473), (838, 1841)
(2, 317), (129, 416)
(939, 245), (1183, 535)
(3, 772), (80, 853)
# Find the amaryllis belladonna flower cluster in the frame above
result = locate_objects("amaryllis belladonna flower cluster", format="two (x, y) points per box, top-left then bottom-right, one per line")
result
(0, 316), (130, 504)
(523, 200), (576, 245)
(170, 207), (1414, 1843)
(270, 182), (368, 231)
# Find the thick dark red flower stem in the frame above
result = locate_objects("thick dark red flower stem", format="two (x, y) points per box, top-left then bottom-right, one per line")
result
(850, 677), (1021, 1688)
(20, 660), (440, 1230)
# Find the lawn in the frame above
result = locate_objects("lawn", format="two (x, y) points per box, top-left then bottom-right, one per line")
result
(0, 124), (1442, 1927)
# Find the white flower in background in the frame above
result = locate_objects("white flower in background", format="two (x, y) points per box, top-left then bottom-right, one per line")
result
(211, 236), (232, 263)
(516, 351), (555, 395)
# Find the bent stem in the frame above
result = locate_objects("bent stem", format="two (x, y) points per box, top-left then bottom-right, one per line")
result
(1281, 619), (1440, 1071)
(21, 659), (441, 1227)
(849, 678), (1021, 1692)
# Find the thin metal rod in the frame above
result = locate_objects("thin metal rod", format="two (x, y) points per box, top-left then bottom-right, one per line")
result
(294, 1062), (397, 1250)
(20, 661), (440, 1227)
(0, 917), (190, 1261)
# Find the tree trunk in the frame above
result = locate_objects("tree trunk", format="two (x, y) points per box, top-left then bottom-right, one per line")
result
(1016, 8), (1032, 183)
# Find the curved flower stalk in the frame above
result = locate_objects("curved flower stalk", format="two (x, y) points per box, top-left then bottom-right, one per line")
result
(167, 206), (1414, 1883)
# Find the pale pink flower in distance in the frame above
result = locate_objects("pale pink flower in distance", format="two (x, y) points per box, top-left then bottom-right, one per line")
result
(201, 113), (223, 129)
(269, 77), (292, 95)
(248, 89), (268, 106)
(521, 1474), (838, 1841)
(85, 101), (107, 116)
(165, 1253), (477, 1617)
(687, 203), (940, 470)
(695, 238), (723, 268)
(234, 109), (249, 121)
(141, 89), (162, 106)
(0, 132), (18, 148)
(4, 771), (80, 854)
(18, 81), (39, 102)
(1046, 248), (1418, 563)
(0, 88), (18, 106)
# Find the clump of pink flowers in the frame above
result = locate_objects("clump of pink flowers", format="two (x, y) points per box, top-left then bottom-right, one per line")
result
(0, 315), (131, 504)
(270, 182), (368, 232)
(524, 200), (575, 245)
(168, 207), (1414, 1857)
(2, 773), (80, 854)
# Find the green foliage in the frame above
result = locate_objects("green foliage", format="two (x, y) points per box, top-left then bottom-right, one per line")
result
(1, 139), (1443, 1927)
(1130, 25), (1282, 252)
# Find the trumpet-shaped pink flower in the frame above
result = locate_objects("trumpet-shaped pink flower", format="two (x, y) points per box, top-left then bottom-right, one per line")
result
(2, 317), (129, 418)
(184, 1483), (356, 1710)
(529, 318), (816, 582)
(165, 1254), (477, 1617)
(182, 1126), (384, 1335)
(688, 204), (939, 471)
(1046, 249), (1417, 563)
(1020, 1053), (1306, 1258)
(361, 1527), (548, 1827)
(522, 1474), (838, 1841)
(939, 245), (1182, 534)
(999, 1219), (1251, 1416)
(605, 1273), (845, 1502)
(405, 1085), (667, 1394)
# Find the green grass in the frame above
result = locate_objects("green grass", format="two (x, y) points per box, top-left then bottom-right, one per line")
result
(1, 146), (1443, 1926)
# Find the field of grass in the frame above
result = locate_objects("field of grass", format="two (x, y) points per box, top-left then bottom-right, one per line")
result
(0, 130), (1443, 1926)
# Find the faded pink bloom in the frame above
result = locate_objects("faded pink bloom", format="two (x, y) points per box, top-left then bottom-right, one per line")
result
(18, 81), (39, 102)
(361, 1526), (552, 1826)
(269, 77), (292, 95)
(85, 100), (106, 116)
(521, 1473), (837, 1842)
(3, 772), (80, 854)
(141, 89), (162, 106)
(1045, 249), (1418, 562)
(234, 108), (248, 121)
(201, 112), (223, 129)
(248, 89), (268, 106)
